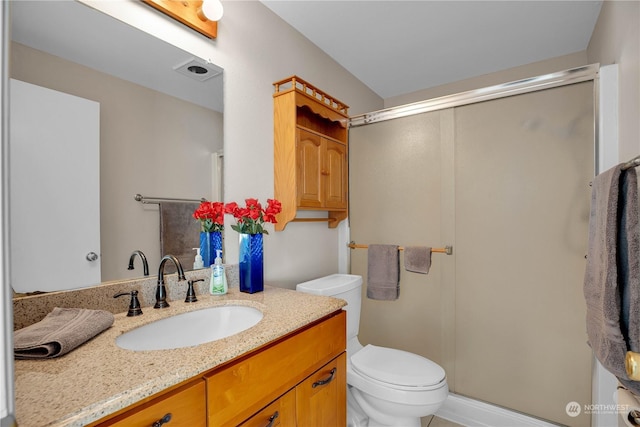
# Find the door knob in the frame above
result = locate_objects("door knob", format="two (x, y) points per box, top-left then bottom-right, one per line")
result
(86, 252), (99, 262)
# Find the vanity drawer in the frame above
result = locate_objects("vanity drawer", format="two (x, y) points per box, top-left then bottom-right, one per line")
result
(239, 389), (297, 427)
(93, 379), (206, 427)
(205, 310), (345, 426)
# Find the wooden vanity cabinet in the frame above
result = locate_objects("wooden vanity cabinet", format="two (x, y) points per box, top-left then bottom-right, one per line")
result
(91, 310), (346, 427)
(238, 353), (346, 427)
(238, 388), (297, 426)
(205, 310), (346, 426)
(91, 379), (206, 427)
(273, 76), (349, 231)
(296, 352), (347, 426)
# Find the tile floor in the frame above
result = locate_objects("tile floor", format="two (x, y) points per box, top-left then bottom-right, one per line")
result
(421, 415), (464, 427)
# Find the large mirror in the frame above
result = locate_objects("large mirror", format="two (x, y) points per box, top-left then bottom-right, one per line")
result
(9, 0), (224, 294)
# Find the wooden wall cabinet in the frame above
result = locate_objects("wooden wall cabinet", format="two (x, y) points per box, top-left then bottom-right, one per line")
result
(274, 76), (349, 231)
(91, 311), (346, 427)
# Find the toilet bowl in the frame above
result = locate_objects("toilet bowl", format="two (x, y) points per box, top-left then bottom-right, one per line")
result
(296, 274), (448, 427)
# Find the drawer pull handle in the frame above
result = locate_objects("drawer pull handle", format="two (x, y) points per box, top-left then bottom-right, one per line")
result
(312, 367), (337, 388)
(265, 410), (279, 427)
(152, 413), (172, 427)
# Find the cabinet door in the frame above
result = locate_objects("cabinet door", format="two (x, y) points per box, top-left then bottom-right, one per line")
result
(297, 128), (323, 208)
(95, 380), (206, 427)
(206, 311), (346, 426)
(239, 389), (296, 427)
(296, 353), (347, 427)
(323, 140), (348, 209)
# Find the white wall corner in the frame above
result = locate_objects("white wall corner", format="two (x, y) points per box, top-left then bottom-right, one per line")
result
(598, 64), (619, 171)
(338, 219), (350, 274)
(593, 63), (620, 427)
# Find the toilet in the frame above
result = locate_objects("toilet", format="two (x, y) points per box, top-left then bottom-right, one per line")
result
(296, 274), (448, 427)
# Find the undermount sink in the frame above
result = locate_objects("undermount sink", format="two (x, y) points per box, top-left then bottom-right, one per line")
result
(116, 305), (263, 351)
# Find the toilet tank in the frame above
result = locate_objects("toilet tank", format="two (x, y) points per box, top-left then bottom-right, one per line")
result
(296, 274), (362, 343)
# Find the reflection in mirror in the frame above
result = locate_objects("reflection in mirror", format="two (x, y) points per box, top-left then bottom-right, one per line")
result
(9, 1), (223, 294)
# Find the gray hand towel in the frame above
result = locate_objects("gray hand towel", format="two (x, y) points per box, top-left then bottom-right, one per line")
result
(584, 165), (640, 392)
(367, 244), (400, 300)
(159, 201), (201, 273)
(404, 246), (432, 274)
(617, 167), (640, 393)
(14, 307), (114, 359)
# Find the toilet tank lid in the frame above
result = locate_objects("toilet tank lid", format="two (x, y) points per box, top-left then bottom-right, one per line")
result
(296, 274), (362, 295)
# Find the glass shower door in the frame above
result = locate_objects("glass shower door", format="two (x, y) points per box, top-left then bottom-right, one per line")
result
(349, 80), (595, 426)
(452, 82), (594, 426)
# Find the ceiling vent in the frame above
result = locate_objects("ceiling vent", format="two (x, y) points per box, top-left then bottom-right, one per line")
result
(173, 58), (223, 82)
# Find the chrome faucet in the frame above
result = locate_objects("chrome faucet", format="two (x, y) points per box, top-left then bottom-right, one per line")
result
(128, 250), (149, 276)
(154, 255), (187, 309)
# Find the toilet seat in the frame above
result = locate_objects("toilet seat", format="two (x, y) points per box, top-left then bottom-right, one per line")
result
(351, 345), (446, 391)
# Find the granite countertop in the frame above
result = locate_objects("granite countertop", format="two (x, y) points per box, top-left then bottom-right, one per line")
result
(14, 285), (346, 427)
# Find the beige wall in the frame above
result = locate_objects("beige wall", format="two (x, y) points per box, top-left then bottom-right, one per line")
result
(216, 2), (382, 286)
(587, 0), (640, 163)
(83, 0), (383, 288)
(10, 42), (223, 282)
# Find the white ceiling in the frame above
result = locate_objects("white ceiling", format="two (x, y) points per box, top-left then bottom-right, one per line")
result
(261, 0), (603, 99)
(10, 1), (224, 112)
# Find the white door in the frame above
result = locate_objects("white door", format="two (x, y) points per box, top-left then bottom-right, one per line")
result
(9, 79), (100, 292)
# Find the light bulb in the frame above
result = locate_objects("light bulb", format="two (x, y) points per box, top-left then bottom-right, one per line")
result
(202, 0), (224, 21)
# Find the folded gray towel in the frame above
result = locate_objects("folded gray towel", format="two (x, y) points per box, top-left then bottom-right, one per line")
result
(367, 244), (399, 300)
(159, 201), (201, 273)
(584, 165), (640, 392)
(14, 307), (114, 359)
(404, 246), (432, 274)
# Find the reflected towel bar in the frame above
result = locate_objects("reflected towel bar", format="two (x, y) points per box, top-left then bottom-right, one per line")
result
(348, 241), (453, 255)
(134, 194), (206, 204)
(622, 154), (640, 171)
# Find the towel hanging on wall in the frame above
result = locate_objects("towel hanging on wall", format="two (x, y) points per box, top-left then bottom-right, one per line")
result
(404, 246), (432, 274)
(583, 164), (640, 393)
(159, 202), (201, 273)
(367, 244), (400, 300)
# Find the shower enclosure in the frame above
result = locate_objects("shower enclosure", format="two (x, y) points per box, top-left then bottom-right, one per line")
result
(348, 66), (596, 426)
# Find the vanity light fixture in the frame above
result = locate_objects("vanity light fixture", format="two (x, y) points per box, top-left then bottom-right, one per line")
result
(200, 0), (224, 21)
(142, 0), (223, 39)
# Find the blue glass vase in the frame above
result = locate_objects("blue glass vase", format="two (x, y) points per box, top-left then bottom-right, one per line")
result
(239, 233), (264, 293)
(200, 231), (223, 267)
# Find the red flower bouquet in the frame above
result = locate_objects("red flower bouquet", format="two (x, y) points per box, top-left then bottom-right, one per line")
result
(193, 201), (225, 232)
(225, 198), (282, 235)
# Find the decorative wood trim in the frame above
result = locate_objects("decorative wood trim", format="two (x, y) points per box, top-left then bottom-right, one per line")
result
(274, 75), (349, 118)
(142, 0), (218, 39)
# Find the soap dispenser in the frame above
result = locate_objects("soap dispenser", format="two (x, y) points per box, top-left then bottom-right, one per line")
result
(193, 248), (204, 269)
(210, 250), (228, 295)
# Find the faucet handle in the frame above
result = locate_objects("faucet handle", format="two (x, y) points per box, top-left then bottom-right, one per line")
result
(185, 279), (204, 303)
(114, 290), (143, 316)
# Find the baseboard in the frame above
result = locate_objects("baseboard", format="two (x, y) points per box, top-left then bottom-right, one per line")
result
(436, 393), (560, 427)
